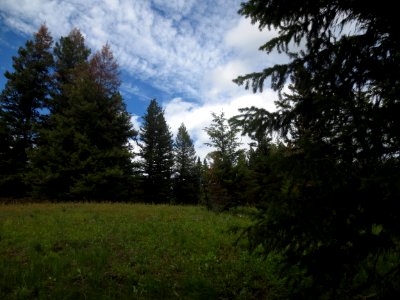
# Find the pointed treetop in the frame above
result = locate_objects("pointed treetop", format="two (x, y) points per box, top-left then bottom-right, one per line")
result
(89, 43), (121, 96)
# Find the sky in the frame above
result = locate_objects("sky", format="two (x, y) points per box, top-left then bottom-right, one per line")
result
(0, 0), (287, 159)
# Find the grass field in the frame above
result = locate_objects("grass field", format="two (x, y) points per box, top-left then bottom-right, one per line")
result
(0, 203), (273, 299)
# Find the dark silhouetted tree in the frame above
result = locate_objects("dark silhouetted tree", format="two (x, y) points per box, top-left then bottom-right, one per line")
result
(0, 24), (54, 197)
(139, 99), (173, 203)
(52, 28), (91, 113)
(173, 123), (199, 204)
(204, 112), (243, 210)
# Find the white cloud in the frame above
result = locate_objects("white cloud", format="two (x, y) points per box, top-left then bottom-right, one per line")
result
(199, 17), (289, 106)
(129, 114), (141, 156)
(121, 82), (139, 94)
(130, 114), (141, 131)
(225, 18), (276, 56)
(0, 0), (242, 97)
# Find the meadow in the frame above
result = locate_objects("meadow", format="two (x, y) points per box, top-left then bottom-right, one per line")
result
(0, 203), (274, 299)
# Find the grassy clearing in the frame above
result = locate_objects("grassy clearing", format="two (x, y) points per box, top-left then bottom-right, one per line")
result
(0, 203), (272, 299)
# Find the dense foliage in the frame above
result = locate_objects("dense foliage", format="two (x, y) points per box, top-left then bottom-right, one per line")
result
(31, 45), (135, 201)
(0, 26), (136, 201)
(203, 112), (245, 211)
(0, 25), (54, 197)
(139, 99), (174, 203)
(233, 0), (400, 298)
(173, 123), (200, 204)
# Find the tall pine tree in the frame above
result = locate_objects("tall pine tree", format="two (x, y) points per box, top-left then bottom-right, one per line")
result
(0, 25), (54, 197)
(52, 28), (91, 113)
(204, 112), (243, 210)
(139, 99), (173, 203)
(173, 123), (199, 204)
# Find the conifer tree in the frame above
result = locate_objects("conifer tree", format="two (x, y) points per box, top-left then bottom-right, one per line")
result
(204, 112), (243, 210)
(52, 28), (91, 113)
(200, 158), (213, 209)
(54, 28), (91, 85)
(139, 99), (173, 203)
(0, 25), (54, 197)
(173, 123), (199, 204)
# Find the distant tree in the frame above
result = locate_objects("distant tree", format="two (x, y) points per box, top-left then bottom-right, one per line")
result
(195, 157), (205, 203)
(0, 115), (13, 196)
(204, 112), (243, 210)
(248, 139), (285, 206)
(199, 158), (211, 209)
(29, 44), (136, 200)
(234, 0), (400, 298)
(173, 123), (199, 204)
(139, 99), (173, 203)
(0, 24), (54, 197)
(205, 112), (242, 166)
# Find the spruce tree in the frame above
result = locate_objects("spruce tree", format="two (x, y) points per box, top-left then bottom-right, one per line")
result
(52, 28), (91, 113)
(173, 123), (199, 204)
(204, 112), (243, 210)
(139, 99), (173, 203)
(0, 25), (54, 197)
(54, 28), (91, 85)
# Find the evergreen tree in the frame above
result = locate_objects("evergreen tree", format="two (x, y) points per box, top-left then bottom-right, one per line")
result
(54, 28), (91, 85)
(173, 123), (199, 204)
(0, 115), (13, 196)
(200, 158), (211, 209)
(29, 44), (136, 201)
(195, 157), (205, 204)
(234, 0), (400, 298)
(204, 112), (243, 210)
(0, 25), (54, 197)
(52, 28), (91, 113)
(205, 112), (242, 166)
(139, 99), (173, 203)
(245, 139), (285, 207)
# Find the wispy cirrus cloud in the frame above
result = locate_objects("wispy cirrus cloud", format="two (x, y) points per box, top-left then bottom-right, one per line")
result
(0, 0), (241, 99)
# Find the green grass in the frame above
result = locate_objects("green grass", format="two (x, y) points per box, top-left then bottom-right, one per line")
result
(0, 203), (272, 299)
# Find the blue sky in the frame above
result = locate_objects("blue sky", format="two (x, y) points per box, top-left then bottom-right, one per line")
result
(0, 0), (285, 158)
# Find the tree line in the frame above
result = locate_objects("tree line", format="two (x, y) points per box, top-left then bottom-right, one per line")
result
(0, 25), (253, 207)
(0, 26), (201, 203)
